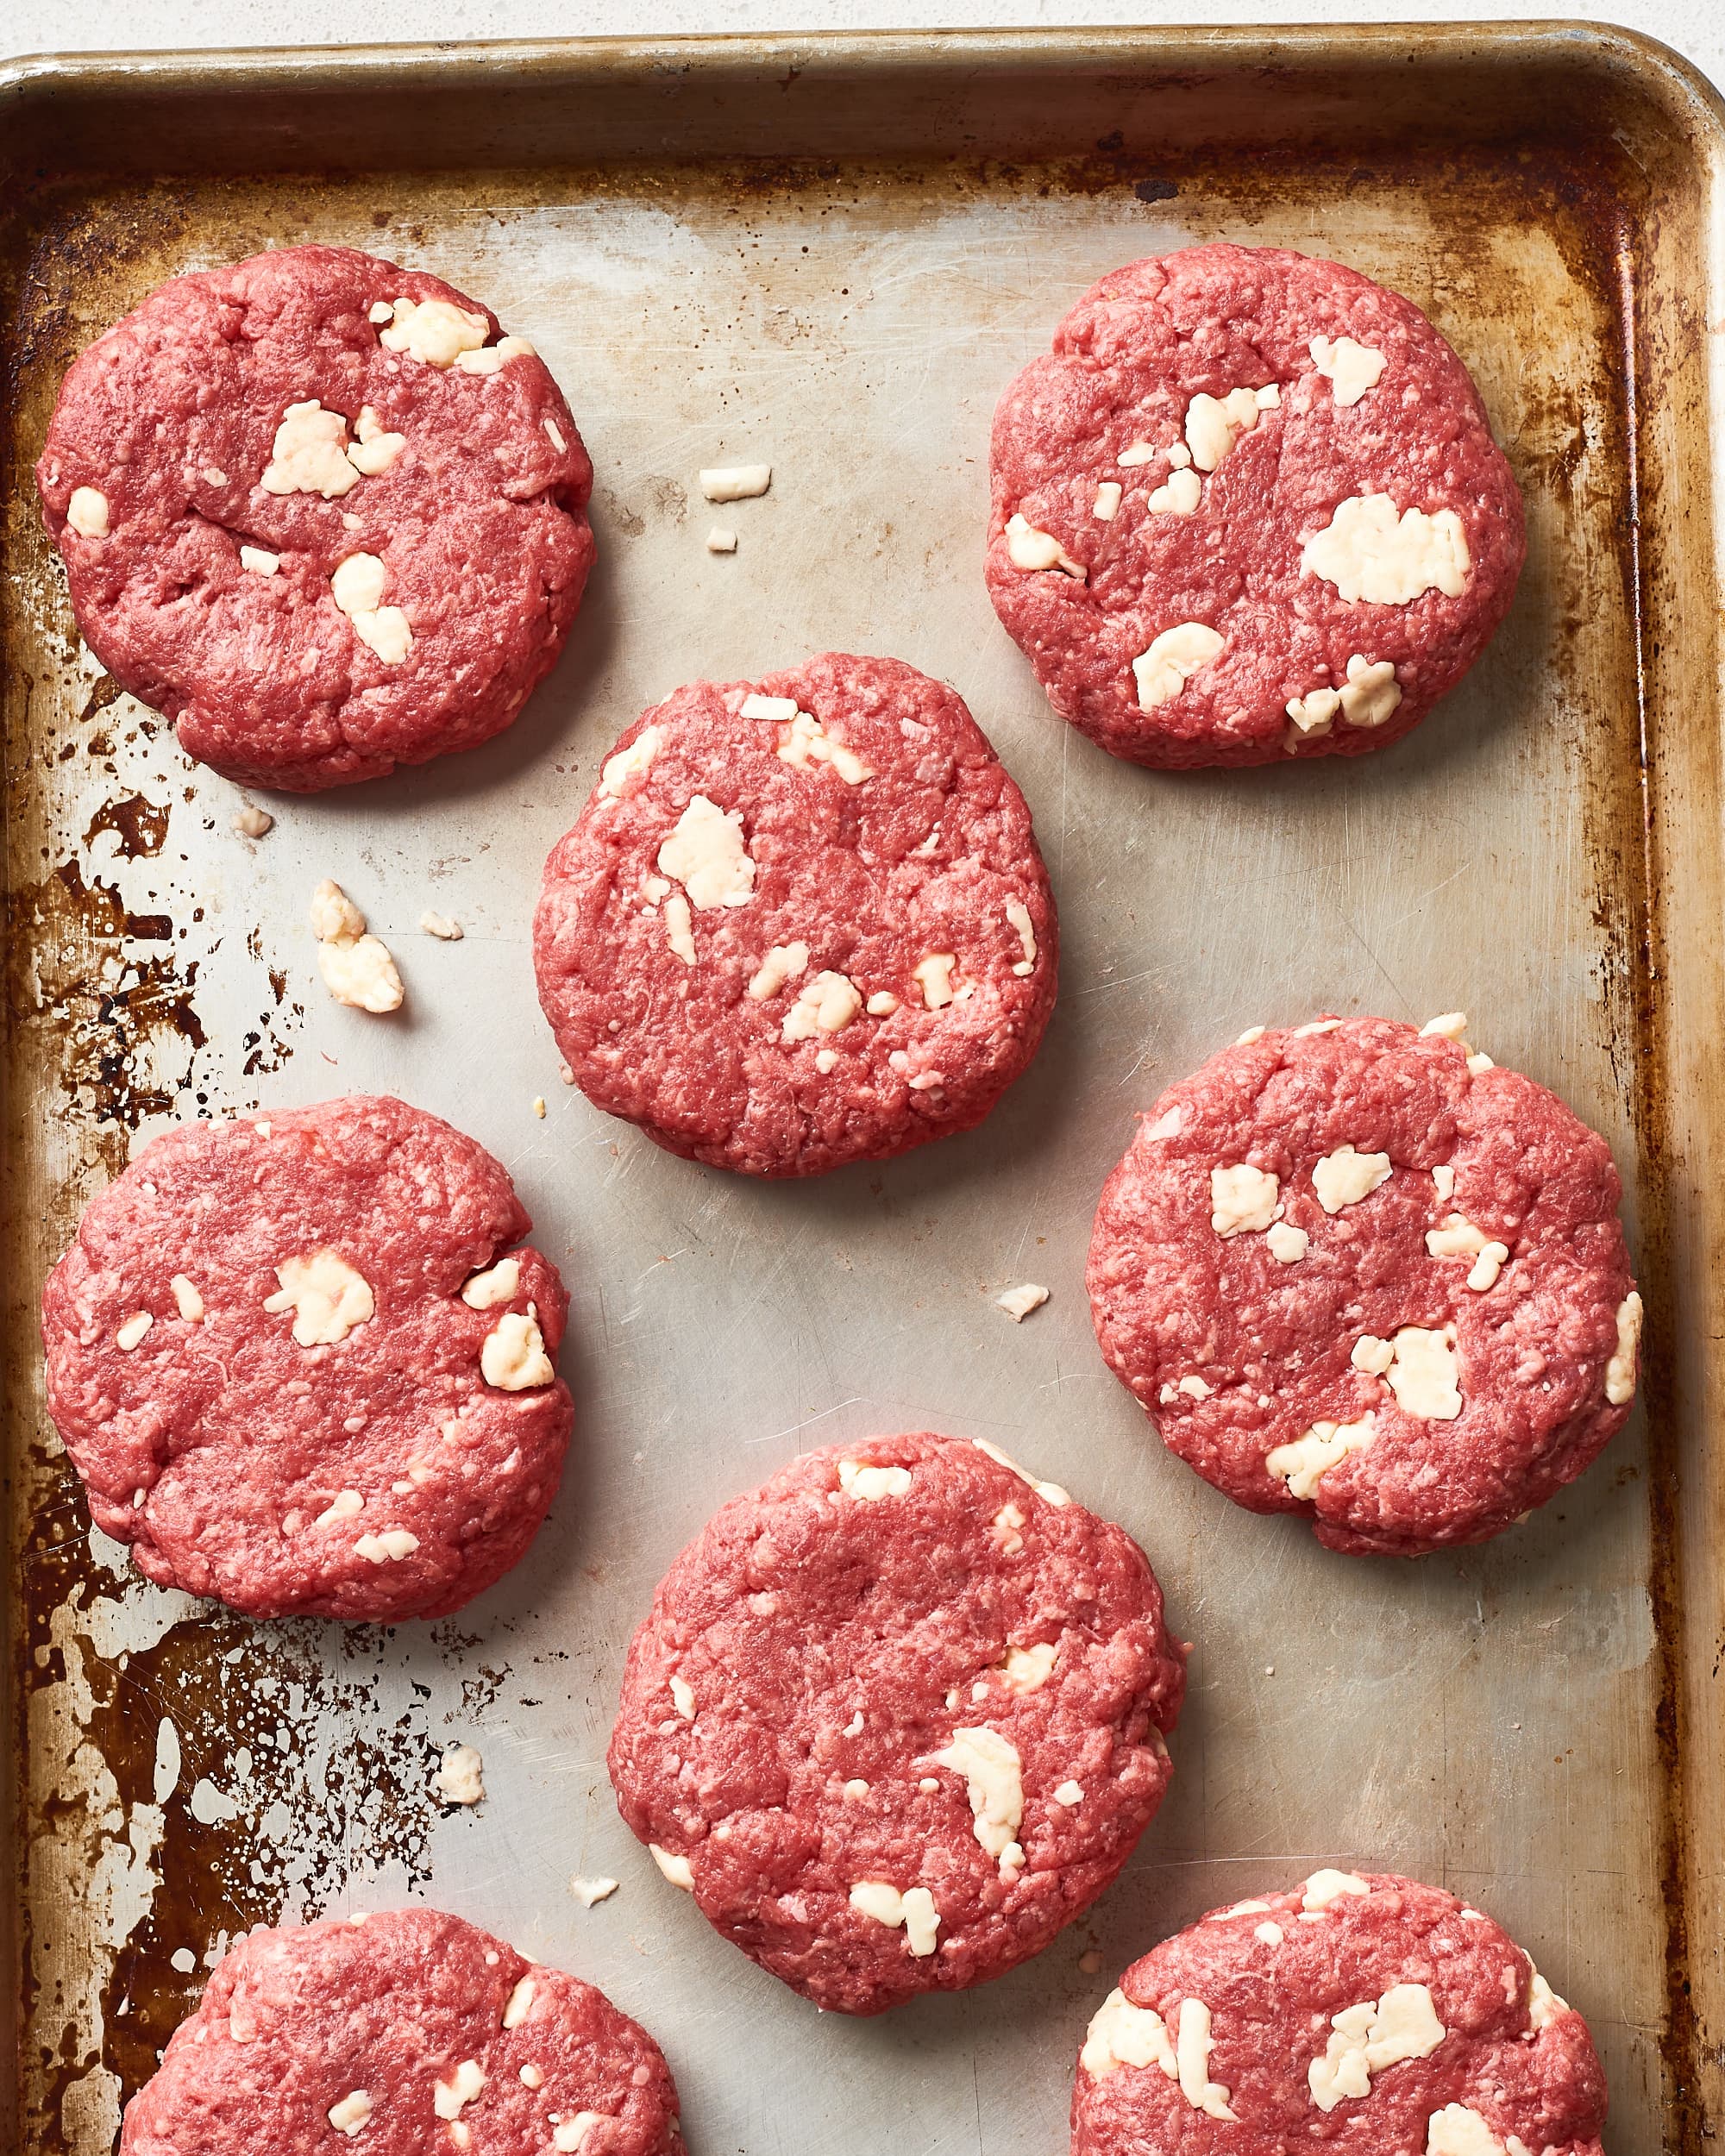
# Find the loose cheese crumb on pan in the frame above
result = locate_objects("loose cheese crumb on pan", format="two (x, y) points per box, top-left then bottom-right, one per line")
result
(996, 1282), (1050, 1322)
(699, 464), (771, 501)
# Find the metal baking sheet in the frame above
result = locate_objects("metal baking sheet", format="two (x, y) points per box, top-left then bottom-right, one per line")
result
(4, 26), (1722, 2154)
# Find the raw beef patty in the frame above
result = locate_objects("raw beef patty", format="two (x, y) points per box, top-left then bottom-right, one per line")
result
(988, 244), (1525, 768)
(41, 1094), (574, 1619)
(1072, 1869), (1605, 2156)
(609, 1431), (1186, 2014)
(1087, 1014), (1641, 1555)
(121, 1908), (681, 2156)
(37, 243), (594, 789)
(534, 651), (1057, 1176)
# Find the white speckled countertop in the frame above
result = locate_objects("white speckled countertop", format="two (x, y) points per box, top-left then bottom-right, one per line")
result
(5, 0), (1722, 95)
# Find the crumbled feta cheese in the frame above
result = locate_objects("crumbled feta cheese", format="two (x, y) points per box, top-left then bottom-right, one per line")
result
(1132, 622), (1224, 708)
(264, 1250), (374, 1345)
(434, 1744), (486, 1806)
(699, 465), (771, 501)
(996, 1282), (1050, 1322)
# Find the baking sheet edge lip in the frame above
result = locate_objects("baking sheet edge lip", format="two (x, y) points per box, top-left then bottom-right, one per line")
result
(0, 19), (1721, 122)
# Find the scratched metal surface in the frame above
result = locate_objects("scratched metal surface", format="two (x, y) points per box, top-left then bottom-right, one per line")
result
(4, 29), (1717, 2156)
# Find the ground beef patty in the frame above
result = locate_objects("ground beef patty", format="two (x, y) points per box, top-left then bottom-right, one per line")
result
(534, 652), (1057, 1177)
(36, 243), (593, 791)
(988, 244), (1524, 768)
(120, 1908), (681, 2156)
(1073, 1869), (1605, 2156)
(41, 1095), (573, 1620)
(1088, 1015), (1641, 1556)
(608, 1432), (1186, 2015)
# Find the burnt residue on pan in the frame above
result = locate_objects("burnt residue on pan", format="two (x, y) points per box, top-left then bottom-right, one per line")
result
(3, 33), (1718, 2154)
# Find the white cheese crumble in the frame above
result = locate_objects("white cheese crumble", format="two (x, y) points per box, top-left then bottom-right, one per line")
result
(348, 404), (406, 473)
(433, 2059), (486, 2121)
(260, 401), (362, 498)
(748, 942), (811, 1000)
(1147, 466), (1202, 516)
(1133, 622), (1225, 708)
(1380, 1325), (1463, 1420)
(116, 1310), (154, 1351)
(1265, 1413), (1377, 1499)
(657, 794), (756, 908)
(311, 879), (403, 1013)
(1266, 1221), (1309, 1263)
(1005, 511), (1086, 580)
(314, 1489), (364, 1528)
(1053, 1778), (1084, 1805)
(1286, 683), (1341, 737)
(1145, 1106), (1183, 1139)
(502, 1975), (536, 2028)
(552, 2116), (607, 2153)
(327, 2091), (372, 2135)
(329, 551), (412, 665)
(778, 709), (872, 783)
(1302, 493), (1471, 605)
(420, 910), (462, 940)
(1117, 439), (1158, 467)
(1174, 1997), (1238, 2121)
(699, 465), (771, 501)
(310, 877), (367, 943)
(645, 1843), (697, 1892)
(1527, 1971), (1569, 2029)
(1314, 1144), (1393, 1212)
(1309, 334), (1387, 407)
(782, 969), (862, 1042)
(705, 526), (737, 553)
(264, 1250), (374, 1346)
(599, 726), (662, 796)
(1308, 1983), (1446, 2111)
(1427, 2105), (1512, 2156)
(380, 297), (489, 367)
(1005, 898), (1037, 973)
(663, 892), (696, 965)
(461, 1257), (521, 1309)
(866, 991), (899, 1017)
(232, 803), (274, 837)
(913, 952), (957, 1009)
(67, 486), (110, 537)
(1352, 1334), (1396, 1375)
(1302, 1868), (1371, 1909)
(1421, 1010), (1470, 1040)
(480, 1305), (555, 1390)
(239, 545), (280, 577)
(434, 1744), (486, 1806)
(1082, 1989), (1176, 2078)
(355, 1529), (418, 1562)
(1183, 382), (1278, 471)
(1339, 654), (1402, 727)
(837, 1458), (913, 1500)
(970, 1436), (1070, 1506)
(1093, 479), (1123, 520)
(849, 1880), (939, 1955)
(571, 1876), (620, 1906)
(1606, 1291), (1643, 1404)
(932, 1725), (1024, 1873)
(171, 1274), (204, 1321)
(1000, 1642), (1057, 1693)
(740, 693), (800, 722)
(669, 1674), (696, 1720)
(452, 335), (537, 375)
(996, 1282), (1050, 1322)
(1210, 1163), (1281, 1236)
